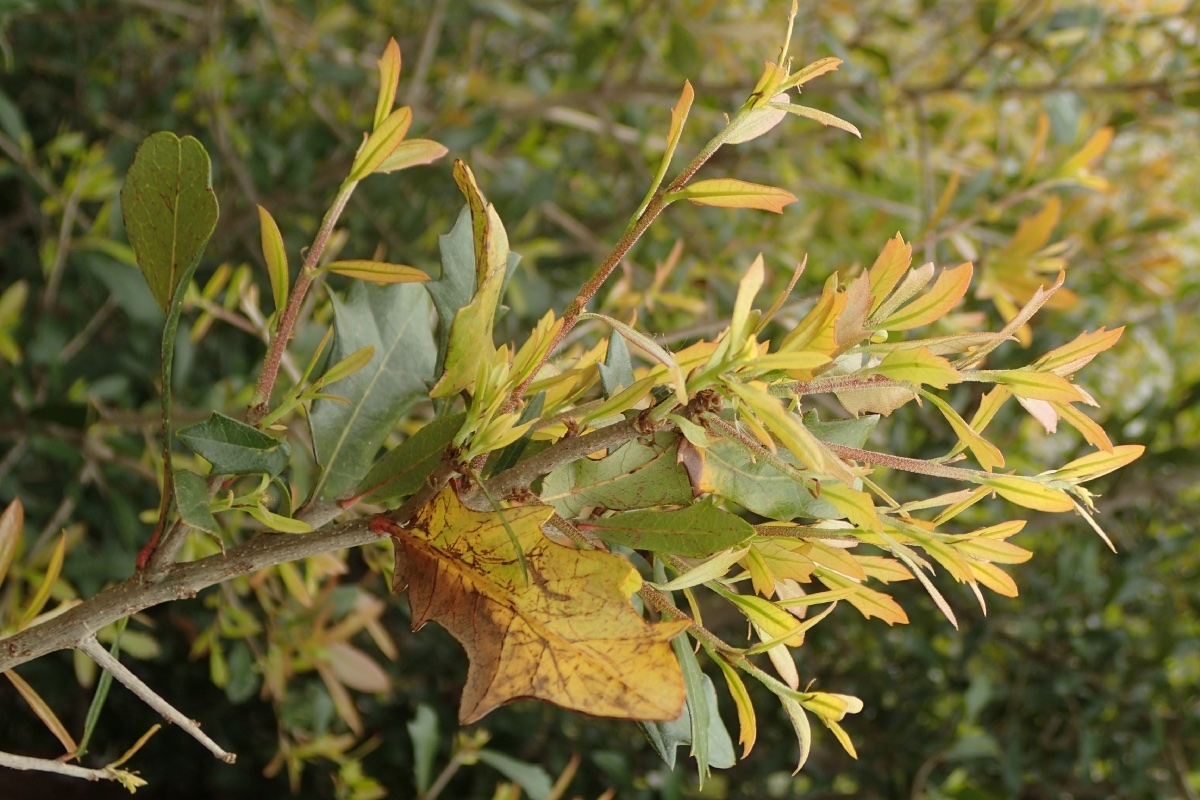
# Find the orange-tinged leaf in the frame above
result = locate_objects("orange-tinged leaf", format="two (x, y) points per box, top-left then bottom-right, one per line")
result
(376, 139), (449, 173)
(991, 369), (1085, 404)
(778, 273), (842, 360)
(1053, 444), (1144, 482)
(953, 537), (1033, 565)
(996, 198), (1060, 260)
(867, 233), (912, 314)
(768, 102), (861, 138)
(5, 671), (77, 754)
(324, 641), (390, 694)
(969, 561), (1018, 597)
(783, 56), (843, 89)
(854, 555), (913, 583)
(383, 490), (687, 724)
(325, 260), (430, 284)
(982, 475), (1075, 513)
(1052, 401), (1114, 452)
(923, 392), (1005, 472)
(874, 346), (961, 389)
(373, 38), (402, 131)
(880, 263), (972, 331)
(669, 179), (798, 214)
(1034, 327), (1124, 375)
(815, 569), (908, 625)
(0, 497), (22, 592)
(727, 91), (790, 144)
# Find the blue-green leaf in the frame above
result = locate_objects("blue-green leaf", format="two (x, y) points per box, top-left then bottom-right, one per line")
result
(177, 413), (290, 477)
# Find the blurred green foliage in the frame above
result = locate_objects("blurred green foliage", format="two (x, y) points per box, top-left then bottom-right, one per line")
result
(1, 0), (1198, 798)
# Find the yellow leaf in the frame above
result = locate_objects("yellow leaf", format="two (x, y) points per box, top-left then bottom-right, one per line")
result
(19, 532), (65, 629)
(381, 490), (688, 723)
(996, 198), (1060, 260)
(982, 475), (1075, 513)
(1053, 444), (1144, 483)
(815, 569), (909, 625)
(873, 346), (961, 389)
(969, 561), (1018, 597)
(1033, 327), (1125, 376)
(777, 273), (842, 360)
(768, 102), (861, 138)
(725, 380), (833, 476)
(1060, 126), (1114, 176)
(991, 369), (1085, 404)
(880, 263), (973, 331)
(373, 38), (402, 131)
(854, 555), (913, 583)
(1052, 401), (1114, 452)
(712, 655), (757, 758)
(923, 392), (1005, 472)
(953, 537), (1033, 565)
(669, 179), (798, 214)
(820, 483), (882, 532)
(348, 106), (413, 182)
(867, 233), (912, 315)
(730, 254), (765, 344)
(782, 56), (843, 90)
(807, 541), (866, 581)
(325, 260), (430, 284)
(0, 497), (22, 593)
(257, 205), (289, 313)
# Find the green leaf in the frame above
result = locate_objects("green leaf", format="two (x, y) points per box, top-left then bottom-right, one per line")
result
(667, 178), (798, 213)
(685, 415), (877, 520)
(407, 704), (439, 796)
(583, 498), (753, 558)
(347, 106), (412, 182)
(581, 312), (688, 404)
(324, 260), (429, 284)
(173, 469), (218, 535)
(359, 413), (466, 504)
(642, 672), (736, 773)
(540, 434), (693, 517)
(598, 330), (635, 398)
(488, 392), (545, 477)
(120, 131), (219, 313)
(477, 750), (553, 800)
(308, 281), (436, 502)
(257, 205), (288, 313)
(177, 412), (291, 477)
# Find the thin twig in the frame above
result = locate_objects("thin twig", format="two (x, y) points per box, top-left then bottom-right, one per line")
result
(406, 0), (448, 108)
(76, 637), (236, 764)
(0, 749), (138, 784)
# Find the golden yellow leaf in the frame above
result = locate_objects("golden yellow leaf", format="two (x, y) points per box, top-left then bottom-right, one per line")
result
(377, 490), (687, 724)
(866, 233), (912, 314)
(669, 179), (798, 214)
(1053, 444), (1144, 483)
(879, 263), (973, 331)
(873, 346), (961, 389)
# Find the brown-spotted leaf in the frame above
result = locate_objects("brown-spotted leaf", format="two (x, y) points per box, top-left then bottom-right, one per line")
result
(386, 489), (687, 724)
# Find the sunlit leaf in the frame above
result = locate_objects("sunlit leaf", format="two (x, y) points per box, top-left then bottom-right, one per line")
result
(668, 179), (798, 214)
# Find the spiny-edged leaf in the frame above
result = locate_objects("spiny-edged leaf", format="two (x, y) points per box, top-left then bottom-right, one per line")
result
(178, 412), (291, 477)
(598, 331), (635, 398)
(867, 233), (912, 314)
(0, 498), (22, 592)
(879, 263), (972, 331)
(173, 469), (218, 535)
(308, 282), (436, 502)
(540, 434), (692, 517)
(257, 205), (288, 313)
(373, 38), (401, 131)
(359, 413), (467, 504)
(991, 369), (1085, 404)
(582, 312), (688, 404)
(376, 139), (449, 173)
(712, 652), (757, 758)
(431, 161), (511, 397)
(347, 106), (412, 181)
(873, 346), (961, 389)
(1033, 326), (1124, 375)
(476, 751), (553, 800)
(1052, 444), (1144, 483)
(981, 475), (1075, 512)
(583, 498), (754, 558)
(389, 489), (688, 723)
(121, 131), (219, 313)
(324, 260), (429, 284)
(668, 179), (797, 214)
(767, 102), (861, 137)
(922, 392), (1004, 472)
